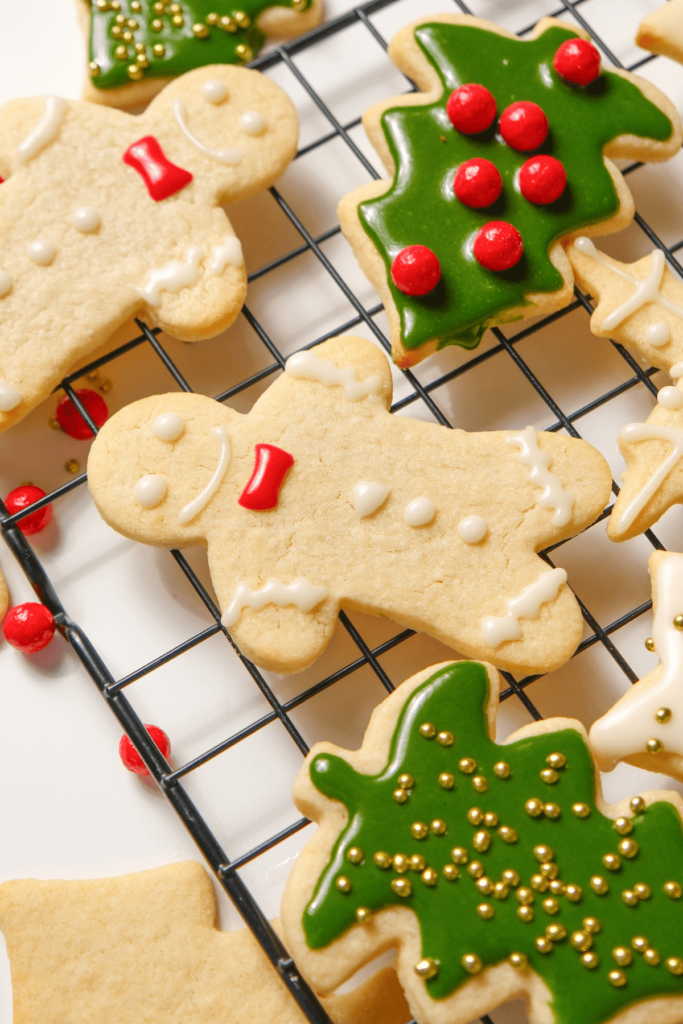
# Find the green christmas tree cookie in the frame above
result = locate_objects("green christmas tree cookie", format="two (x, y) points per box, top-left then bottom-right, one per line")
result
(78, 0), (321, 109)
(338, 15), (682, 368)
(282, 660), (683, 1024)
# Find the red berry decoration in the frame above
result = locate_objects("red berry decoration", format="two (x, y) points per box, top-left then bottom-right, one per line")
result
(473, 221), (524, 272)
(3, 602), (55, 654)
(56, 388), (109, 440)
(446, 83), (497, 135)
(454, 158), (503, 209)
(391, 245), (441, 296)
(4, 485), (53, 535)
(519, 155), (567, 205)
(499, 101), (549, 152)
(553, 38), (601, 86)
(119, 725), (171, 776)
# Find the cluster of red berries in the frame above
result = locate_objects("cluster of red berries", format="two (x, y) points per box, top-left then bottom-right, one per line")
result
(391, 37), (601, 295)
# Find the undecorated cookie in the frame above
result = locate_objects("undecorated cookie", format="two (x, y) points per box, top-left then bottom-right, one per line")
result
(338, 14), (681, 368)
(77, 0), (323, 111)
(0, 64), (297, 432)
(87, 335), (612, 676)
(637, 0), (683, 65)
(0, 859), (411, 1024)
(282, 660), (683, 1024)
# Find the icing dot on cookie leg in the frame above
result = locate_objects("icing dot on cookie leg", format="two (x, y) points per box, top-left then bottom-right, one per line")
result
(240, 111), (266, 135)
(27, 240), (55, 265)
(152, 412), (184, 442)
(71, 206), (100, 233)
(646, 322), (670, 347)
(657, 386), (683, 410)
(404, 497), (435, 526)
(134, 474), (167, 509)
(0, 271), (10, 297)
(458, 515), (487, 543)
(0, 381), (22, 412)
(201, 79), (227, 103)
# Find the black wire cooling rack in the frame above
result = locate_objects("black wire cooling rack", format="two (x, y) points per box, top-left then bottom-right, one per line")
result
(0, 1), (680, 1021)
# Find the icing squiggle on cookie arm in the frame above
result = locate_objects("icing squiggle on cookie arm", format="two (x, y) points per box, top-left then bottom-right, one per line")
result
(481, 567), (568, 646)
(506, 426), (574, 527)
(221, 578), (328, 628)
(178, 426), (230, 524)
(612, 423), (683, 536)
(135, 247), (202, 307)
(172, 99), (243, 166)
(17, 96), (67, 164)
(284, 351), (383, 402)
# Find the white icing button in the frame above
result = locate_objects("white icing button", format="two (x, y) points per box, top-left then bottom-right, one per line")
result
(239, 111), (266, 135)
(27, 239), (55, 266)
(404, 497), (435, 527)
(657, 385), (683, 410)
(671, 361), (683, 379)
(646, 322), (670, 347)
(0, 381), (22, 412)
(134, 474), (167, 509)
(152, 412), (185, 442)
(458, 515), (488, 544)
(201, 79), (227, 103)
(0, 271), (11, 297)
(71, 206), (100, 233)
(353, 481), (390, 518)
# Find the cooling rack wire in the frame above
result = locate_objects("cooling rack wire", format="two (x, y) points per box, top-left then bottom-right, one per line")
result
(1, 0), (683, 1022)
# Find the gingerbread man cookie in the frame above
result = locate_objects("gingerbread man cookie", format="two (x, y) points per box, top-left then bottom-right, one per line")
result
(637, 0), (683, 66)
(0, 860), (410, 1024)
(282, 660), (683, 1024)
(87, 335), (611, 676)
(338, 14), (681, 369)
(0, 64), (297, 433)
(77, 0), (323, 111)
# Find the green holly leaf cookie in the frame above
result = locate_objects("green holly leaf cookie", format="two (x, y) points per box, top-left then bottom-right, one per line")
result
(338, 15), (682, 368)
(282, 660), (683, 1024)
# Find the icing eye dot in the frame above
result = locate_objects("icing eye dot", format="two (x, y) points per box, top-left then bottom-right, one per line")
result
(152, 411), (185, 442)
(646, 322), (670, 347)
(239, 111), (266, 135)
(201, 79), (227, 103)
(405, 497), (435, 527)
(458, 515), (488, 543)
(657, 386), (683, 410)
(71, 206), (100, 232)
(134, 474), (167, 509)
(0, 271), (11, 297)
(27, 239), (55, 265)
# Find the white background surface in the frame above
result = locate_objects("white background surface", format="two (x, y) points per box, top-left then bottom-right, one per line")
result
(1, 1), (683, 1022)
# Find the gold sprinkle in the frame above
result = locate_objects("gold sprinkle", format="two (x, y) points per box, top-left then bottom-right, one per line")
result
(632, 936), (649, 953)
(355, 906), (371, 923)
(502, 869), (520, 887)
(493, 761), (511, 778)
(546, 923), (567, 942)
(572, 802), (590, 818)
(533, 844), (554, 863)
(234, 9), (251, 26)
(152, 42), (166, 56)
(391, 877), (412, 897)
(347, 846), (363, 864)
(602, 853), (621, 872)
(645, 637), (655, 652)
(89, 60), (101, 76)
(65, 459), (80, 474)
(498, 825), (518, 843)
(472, 775), (488, 793)
(458, 757), (476, 774)
(656, 707), (672, 723)
(509, 952), (528, 969)
(516, 887), (534, 905)
(666, 956), (683, 975)
(664, 881), (682, 899)
(535, 936), (553, 954)
(438, 772), (455, 789)
(420, 723), (436, 739)
(548, 879), (564, 896)
(192, 21), (209, 36)
(531, 874), (549, 893)
(374, 851), (391, 869)
(644, 948), (661, 966)
(393, 854), (410, 874)
(546, 752), (566, 769)
(542, 898), (560, 915)
(50, 416), (63, 431)
(136, 54), (149, 67)
(608, 969), (627, 987)
(475, 876), (493, 896)
(461, 953), (483, 974)
(540, 768), (558, 785)
(612, 946), (632, 966)
(335, 876), (351, 893)
(414, 957), (438, 979)
(410, 854), (426, 872)
(235, 42), (253, 60)
(472, 830), (490, 852)
(443, 863), (459, 881)
(122, 29), (133, 40)
(525, 798), (543, 818)
(483, 812), (498, 827)
(618, 838), (639, 859)
(674, 614), (683, 630)
(517, 905), (534, 922)
(581, 951), (599, 969)
(171, 14), (184, 26)
(493, 881), (509, 900)
(151, 18), (163, 30)
(127, 63), (144, 79)
(634, 883), (651, 899)
(451, 847), (468, 865)
(622, 890), (638, 907)
(115, 44), (129, 59)
(393, 788), (409, 804)
(421, 867), (438, 887)
(206, 11), (219, 24)
(220, 14), (237, 30)
(590, 875), (609, 895)
(570, 931), (592, 952)
(540, 863), (559, 880)
(544, 802), (561, 819)
(646, 738), (662, 754)
(614, 817), (633, 835)
(477, 902), (494, 919)
(467, 860), (485, 879)
(169, 4), (181, 12)
(411, 822), (429, 840)
(436, 730), (454, 746)
(565, 884), (582, 903)
(134, 41), (146, 52)
(583, 917), (601, 934)
(467, 808), (483, 826)
(398, 773), (414, 790)
(431, 819), (447, 835)
(127, 17), (139, 27)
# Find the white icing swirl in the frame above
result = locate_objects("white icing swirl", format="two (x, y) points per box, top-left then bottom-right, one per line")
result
(208, 237), (243, 275)
(285, 350), (382, 402)
(17, 96), (67, 164)
(173, 99), (242, 165)
(481, 568), (567, 647)
(613, 423), (683, 535)
(178, 426), (230, 524)
(506, 426), (574, 527)
(135, 247), (202, 307)
(221, 577), (328, 628)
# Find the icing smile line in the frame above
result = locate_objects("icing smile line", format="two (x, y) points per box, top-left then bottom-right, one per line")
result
(173, 99), (243, 166)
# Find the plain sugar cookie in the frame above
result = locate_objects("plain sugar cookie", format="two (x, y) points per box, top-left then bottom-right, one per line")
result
(637, 0), (683, 65)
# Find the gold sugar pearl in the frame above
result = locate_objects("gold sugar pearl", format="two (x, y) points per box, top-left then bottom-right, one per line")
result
(546, 752), (566, 769)
(644, 948), (661, 966)
(498, 825), (517, 844)
(517, 905), (534, 923)
(431, 819), (447, 835)
(355, 907), (371, 923)
(335, 875), (351, 893)
(614, 817), (633, 835)
(127, 18), (139, 28)
(548, 879), (564, 896)
(169, 3), (181, 11)
(502, 869), (520, 887)
(374, 851), (391, 869)
(612, 946), (632, 966)
(516, 887), (534, 905)
(461, 953), (483, 975)
(546, 923), (567, 942)
(136, 55), (150, 67)
(98, 379), (113, 395)
(153, 1), (165, 11)
(391, 878), (412, 897)
(509, 952), (528, 969)
(493, 761), (511, 779)
(443, 863), (459, 881)
(634, 883), (651, 900)
(608, 970), (627, 987)
(221, 14), (237, 30)
(122, 29), (133, 40)
(544, 802), (561, 819)
(397, 773), (414, 790)
(410, 854), (425, 872)
(131, 0), (142, 9)
(151, 18), (164, 30)
(206, 11), (219, 24)
(533, 844), (554, 863)
(646, 738), (662, 754)
(234, 9), (250, 26)
(674, 614), (683, 630)
(477, 902), (494, 920)
(235, 44), (253, 61)
(438, 772), (455, 790)
(472, 775), (488, 793)
(565, 884), (583, 903)
(411, 822), (428, 840)
(347, 846), (363, 864)
(192, 22), (210, 37)
(421, 867), (438, 887)
(451, 847), (468, 865)
(525, 798), (543, 818)
(535, 936), (553, 954)
(467, 807), (483, 826)
(393, 788), (409, 804)
(583, 917), (601, 934)
(134, 41), (146, 52)
(666, 957), (683, 976)
(458, 757), (476, 774)
(172, 14), (184, 26)
(472, 830), (490, 853)
(590, 875), (609, 895)
(89, 61), (101, 76)
(622, 890), (639, 907)
(645, 637), (655, 652)
(152, 43), (166, 56)
(531, 874), (549, 893)
(664, 880), (682, 899)
(112, 24), (123, 37)
(483, 812), (498, 827)
(540, 768), (558, 785)
(542, 898), (560, 915)
(393, 854), (410, 874)
(581, 952), (599, 969)
(618, 838), (639, 859)
(115, 44), (129, 59)
(493, 881), (508, 900)
(602, 853), (621, 872)
(436, 730), (454, 746)
(127, 63), (143, 79)
(632, 936), (649, 953)
(540, 863), (559, 880)
(475, 876), (493, 896)
(414, 957), (438, 979)
(572, 802), (590, 818)
(467, 860), (485, 879)
(656, 707), (672, 723)
(420, 722), (436, 739)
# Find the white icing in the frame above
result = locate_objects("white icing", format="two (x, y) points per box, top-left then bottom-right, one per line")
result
(221, 577), (328, 628)
(152, 412), (184, 442)
(613, 422), (683, 535)
(506, 425), (574, 527)
(658, 385), (683, 410)
(458, 515), (488, 544)
(0, 381), (22, 412)
(135, 246), (202, 307)
(404, 497), (435, 527)
(589, 555), (683, 767)
(201, 79), (227, 103)
(17, 96), (67, 164)
(178, 425), (230, 524)
(173, 99), (242, 165)
(134, 474), (167, 509)
(574, 237), (683, 332)
(208, 237), (244, 275)
(646, 322), (670, 347)
(481, 567), (568, 647)
(285, 351), (383, 403)
(27, 239), (55, 266)
(671, 361), (683, 379)
(239, 111), (266, 135)
(0, 272), (11, 298)
(71, 206), (100, 233)
(353, 481), (390, 518)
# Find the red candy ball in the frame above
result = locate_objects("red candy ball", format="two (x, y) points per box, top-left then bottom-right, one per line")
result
(391, 245), (441, 296)
(473, 221), (524, 272)
(499, 101), (548, 152)
(519, 155), (567, 205)
(554, 38), (601, 86)
(119, 725), (171, 776)
(56, 388), (109, 440)
(446, 83), (497, 135)
(454, 158), (503, 209)
(4, 485), (53, 535)
(3, 602), (56, 654)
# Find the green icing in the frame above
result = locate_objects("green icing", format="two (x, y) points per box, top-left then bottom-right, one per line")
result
(86, 0), (309, 89)
(304, 662), (683, 1024)
(358, 23), (674, 354)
